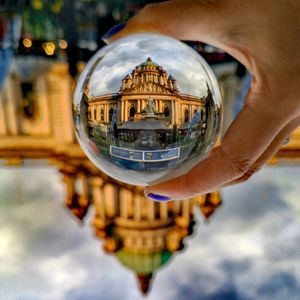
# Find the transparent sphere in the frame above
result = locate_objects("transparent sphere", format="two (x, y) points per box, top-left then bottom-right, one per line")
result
(73, 34), (222, 186)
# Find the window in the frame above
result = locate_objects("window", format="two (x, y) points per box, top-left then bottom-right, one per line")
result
(101, 109), (104, 121)
(109, 108), (114, 122)
(21, 82), (36, 118)
(184, 109), (189, 122)
(163, 107), (170, 117)
(129, 106), (136, 119)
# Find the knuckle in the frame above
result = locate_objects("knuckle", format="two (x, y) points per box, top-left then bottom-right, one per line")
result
(237, 167), (261, 183)
(219, 147), (253, 180)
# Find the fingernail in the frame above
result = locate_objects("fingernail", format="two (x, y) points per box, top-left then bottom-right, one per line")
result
(102, 21), (127, 43)
(146, 193), (171, 201)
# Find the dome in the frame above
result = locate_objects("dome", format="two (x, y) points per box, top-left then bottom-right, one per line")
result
(139, 57), (159, 68)
(116, 250), (172, 275)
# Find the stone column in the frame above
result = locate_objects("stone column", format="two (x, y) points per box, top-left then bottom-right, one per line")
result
(63, 174), (74, 200)
(92, 177), (105, 222)
(104, 183), (116, 218)
(120, 188), (128, 219)
(4, 79), (18, 135)
(124, 101), (128, 122)
(147, 199), (155, 221)
(0, 96), (7, 135)
(137, 100), (141, 112)
(133, 194), (141, 221)
(78, 172), (89, 206)
(182, 199), (190, 220)
(96, 106), (99, 122)
(160, 202), (168, 220)
(171, 101), (175, 124)
(155, 100), (159, 111)
(121, 100), (124, 122)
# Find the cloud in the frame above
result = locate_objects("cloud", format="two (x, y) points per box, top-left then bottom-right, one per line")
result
(1, 166), (300, 300)
(87, 34), (214, 98)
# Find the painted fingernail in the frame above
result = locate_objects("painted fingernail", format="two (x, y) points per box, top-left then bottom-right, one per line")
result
(147, 193), (171, 201)
(101, 21), (127, 43)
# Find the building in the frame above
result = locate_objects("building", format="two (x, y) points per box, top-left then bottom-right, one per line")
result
(61, 166), (222, 295)
(87, 57), (207, 126)
(79, 57), (218, 170)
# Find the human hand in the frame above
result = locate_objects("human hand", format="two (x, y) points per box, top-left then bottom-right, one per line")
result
(103, 0), (300, 201)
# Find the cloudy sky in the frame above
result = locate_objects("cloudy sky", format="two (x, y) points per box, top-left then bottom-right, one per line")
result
(74, 34), (222, 106)
(0, 165), (300, 300)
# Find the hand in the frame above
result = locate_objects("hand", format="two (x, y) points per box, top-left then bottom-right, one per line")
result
(104, 0), (300, 201)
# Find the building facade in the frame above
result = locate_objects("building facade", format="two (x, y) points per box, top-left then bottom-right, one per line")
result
(87, 57), (207, 126)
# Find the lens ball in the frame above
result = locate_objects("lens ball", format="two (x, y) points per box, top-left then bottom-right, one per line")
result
(73, 34), (222, 186)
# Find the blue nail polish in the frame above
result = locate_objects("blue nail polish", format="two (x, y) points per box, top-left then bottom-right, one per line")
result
(102, 21), (127, 42)
(147, 193), (171, 201)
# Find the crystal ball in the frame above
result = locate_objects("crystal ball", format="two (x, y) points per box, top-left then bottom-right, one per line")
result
(73, 34), (222, 186)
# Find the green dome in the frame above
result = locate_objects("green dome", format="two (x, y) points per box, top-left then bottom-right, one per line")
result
(116, 250), (172, 275)
(140, 57), (159, 68)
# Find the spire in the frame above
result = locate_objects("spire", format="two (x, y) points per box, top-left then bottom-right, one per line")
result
(137, 273), (153, 295)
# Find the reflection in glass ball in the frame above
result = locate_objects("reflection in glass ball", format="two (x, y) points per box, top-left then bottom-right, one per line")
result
(73, 34), (222, 186)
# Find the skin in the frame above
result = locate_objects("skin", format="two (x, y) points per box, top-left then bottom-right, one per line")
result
(106, 0), (300, 200)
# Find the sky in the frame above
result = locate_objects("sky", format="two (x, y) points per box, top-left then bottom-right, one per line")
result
(0, 165), (300, 300)
(74, 34), (222, 105)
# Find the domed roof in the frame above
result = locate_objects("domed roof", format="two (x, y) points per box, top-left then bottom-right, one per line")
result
(139, 57), (159, 68)
(116, 250), (172, 274)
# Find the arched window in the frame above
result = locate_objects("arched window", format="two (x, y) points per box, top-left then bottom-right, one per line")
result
(94, 109), (97, 120)
(129, 106), (136, 119)
(184, 109), (189, 122)
(100, 109), (104, 121)
(109, 108), (114, 122)
(163, 106), (170, 117)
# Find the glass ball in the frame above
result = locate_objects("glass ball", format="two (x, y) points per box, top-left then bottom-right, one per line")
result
(73, 34), (222, 186)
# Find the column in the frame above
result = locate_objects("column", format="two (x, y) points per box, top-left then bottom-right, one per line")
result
(155, 100), (159, 111)
(177, 101), (181, 124)
(124, 101), (128, 122)
(159, 202), (168, 220)
(92, 177), (105, 222)
(133, 194), (141, 221)
(105, 104), (108, 123)
(4, 79), (18, 135)
(120, 188), (128, 219)
(96, 106), (99, 122)
(104, 183), (115, 218)
(121, 101), (124, 122)
(0, 95), (7, 135)
(171, 101), (175, 124)
(182, 199), (190, 221)
(158, 100), (162, 112)
(147, 199), (155, 221)
(137, 100), (141, 113)
(63, 174), (74, 200)
(78, 172), (89, 206)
